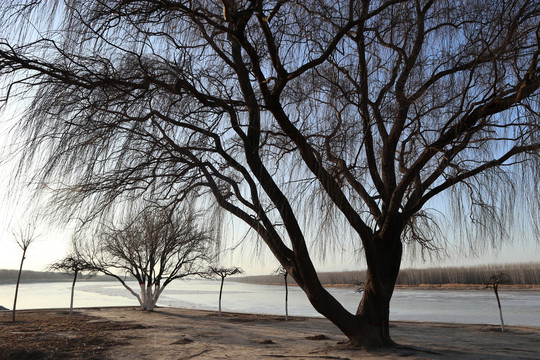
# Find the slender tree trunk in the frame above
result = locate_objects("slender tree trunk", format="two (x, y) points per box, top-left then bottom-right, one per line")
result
(146, 285), (153, 310)
(12, 249), (27, 322)
(218, 276), (225, 316)
(494, 287), (505, 332)
(284, 273), (288, 321)
(70, 270), (78, 315)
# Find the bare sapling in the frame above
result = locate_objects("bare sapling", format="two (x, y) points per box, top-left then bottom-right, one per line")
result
(485, 273), (509, 332)
(274, 266), (289, 321)
(11, 224), (38, 322)
(49, 249), (95, 314)
(209, 266), (244, 316)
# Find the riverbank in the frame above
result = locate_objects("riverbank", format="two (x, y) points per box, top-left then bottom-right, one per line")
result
(1, 307), (539, 359)
(334, 283), (540, 291)
(237, 280), (540, 291)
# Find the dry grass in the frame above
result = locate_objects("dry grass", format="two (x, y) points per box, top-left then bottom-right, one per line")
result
(0, 310), (146, 360)
(1, 308), (539, 359)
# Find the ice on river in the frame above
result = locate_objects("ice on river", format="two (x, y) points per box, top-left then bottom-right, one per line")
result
(1, 280), (538, 327)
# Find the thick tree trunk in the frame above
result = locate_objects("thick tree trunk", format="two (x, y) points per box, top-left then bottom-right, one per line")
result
(297, 232), (402, 348)
(138, 284), (156, 311)
(136, 283), (162, 311)
(350, 274), (398, 346)
(350, 234), (403, 347)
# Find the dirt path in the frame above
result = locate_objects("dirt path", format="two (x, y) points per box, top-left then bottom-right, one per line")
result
(2, 307), (539, 359)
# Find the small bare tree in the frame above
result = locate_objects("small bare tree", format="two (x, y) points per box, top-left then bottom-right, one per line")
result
(12, 224), (37, 322)
(485, 273), (509, 332)
(49, 251), (95, 314)
(209, 266), (244, 317)
(274, 266), (289, 321)
(79, 206), (213, 311)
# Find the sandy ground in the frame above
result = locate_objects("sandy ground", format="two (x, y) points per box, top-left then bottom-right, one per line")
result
(2, 307), (539, 359)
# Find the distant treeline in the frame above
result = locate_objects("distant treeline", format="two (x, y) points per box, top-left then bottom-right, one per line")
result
(394, 263), (540, 286)
(0, 269), (113, 285)
(237, 263), (540, 286)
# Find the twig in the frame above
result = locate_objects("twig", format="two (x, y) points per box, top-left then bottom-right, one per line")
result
(263, 355), (351, 359)
(178, 349), (211, 359)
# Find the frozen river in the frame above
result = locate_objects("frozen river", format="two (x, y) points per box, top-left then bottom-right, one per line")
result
(1, 280), (538, 327)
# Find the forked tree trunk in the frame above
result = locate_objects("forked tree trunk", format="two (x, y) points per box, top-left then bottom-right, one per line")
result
(137, 283), (159, 311)
(145, 284), (160, 311)
(133, 283), (163, 311)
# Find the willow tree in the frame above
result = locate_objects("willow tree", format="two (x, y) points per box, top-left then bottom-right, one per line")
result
(1, 0), (539, 348)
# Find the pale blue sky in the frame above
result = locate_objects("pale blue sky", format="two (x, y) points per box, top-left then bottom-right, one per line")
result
(1, 2), (538, 277)
(1, 100), (539, 276)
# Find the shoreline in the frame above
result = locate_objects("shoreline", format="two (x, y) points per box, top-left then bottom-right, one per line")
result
(2, 307), (539, 359)
(4, 305), (540, 329)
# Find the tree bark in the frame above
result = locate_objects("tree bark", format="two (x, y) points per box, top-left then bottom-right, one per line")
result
(146, 285), (153, 310)
(137, 283), (147, 310)
(351, 232), (403, 347)
(296, 231), (403, 348)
